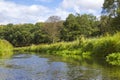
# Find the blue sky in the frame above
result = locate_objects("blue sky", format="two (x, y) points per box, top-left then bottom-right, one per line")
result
(0, 0), (104, 24)
(6, 0), (61, 8)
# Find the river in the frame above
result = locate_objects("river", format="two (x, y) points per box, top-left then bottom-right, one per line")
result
(0, 52), (120, 80)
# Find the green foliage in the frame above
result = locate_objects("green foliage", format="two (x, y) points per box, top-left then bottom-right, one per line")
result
(102, 0), (120, 17)
(0, 13), (109, 47)
(99, 16), (112, 34)
(102, 0), (120, 32)
(0, 23), (50, 47)
(112, 15), (120, 31)
(106, 53), (120, 66)
(82, 52), (92, 60)
(93, 38), (115, 57)
(60, 14), (98, 41)
(0, 39), (13, 58)
(60, 14), (77, 41)
(81, 33), (120, 59)
(14, 40), (82, 56)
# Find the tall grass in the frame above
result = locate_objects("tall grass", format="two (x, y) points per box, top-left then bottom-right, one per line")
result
(15, 40), (82, 55)
(15, 32), (120, 66)
(0, 39), (13, 58)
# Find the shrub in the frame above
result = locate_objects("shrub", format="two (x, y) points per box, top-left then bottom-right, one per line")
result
(106, 53), (120, 66)
(0, 39), (13, 58)
(93, 39), (116, 57)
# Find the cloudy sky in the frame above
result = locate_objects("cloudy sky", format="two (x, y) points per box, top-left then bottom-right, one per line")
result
(0, 0), (104, 24)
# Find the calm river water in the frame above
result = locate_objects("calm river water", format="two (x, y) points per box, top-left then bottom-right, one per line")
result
(0, 53), (120, 80)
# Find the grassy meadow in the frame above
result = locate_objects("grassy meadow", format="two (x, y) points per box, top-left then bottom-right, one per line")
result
(15, 32), (120, 66)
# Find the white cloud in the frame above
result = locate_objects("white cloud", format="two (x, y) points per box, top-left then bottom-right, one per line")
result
(0, 0), (50, 24)
(0, 0), (104, 24)
(61, 0), (104, 15)
(50, 8), (70, 20)
(37, 8), (70, 22)
(0, 0), (71, 24)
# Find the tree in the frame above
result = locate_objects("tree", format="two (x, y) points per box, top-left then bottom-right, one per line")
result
(98, 15), (112, 34)
(60, 13), (98, 41)
(6, 23), (13, 27)
(35, 22), (44, 28)
(0, 25), (5, 39)
(102, 0), (120, 32)
(2, 24), (33, 46)
(60, 14), (78, 41)
(111, 14), (120, 31)
(43, 16), (62, 43)
(76, 14), (98, 36)
(46, 16), (61, 22)
(31, 22), (50, 44)
(102, 0), (120, 17)
(0, 22), (53, 47)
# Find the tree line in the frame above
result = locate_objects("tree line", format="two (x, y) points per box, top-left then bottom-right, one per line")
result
(0, 14), (97, 47)
(0, 0), (120, 47)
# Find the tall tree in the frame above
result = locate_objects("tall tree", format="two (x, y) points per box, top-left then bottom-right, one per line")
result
(102, 0), (120, 32)
(76, 14), (98, 36)
(99, 15), (112, 34)
(43, 16), (62, 43)
(60, 14), (98, 41)
(102, 0), (120, 17)
(60, 14), (78, 41)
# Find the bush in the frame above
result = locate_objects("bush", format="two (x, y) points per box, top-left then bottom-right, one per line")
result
(93, 39), (116, 57)
(0, 39), (13, 58)
(106, 53), (120, 66)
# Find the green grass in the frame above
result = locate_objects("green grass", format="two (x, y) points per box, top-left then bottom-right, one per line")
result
(0, 39), (13, 58)
(15, 32), (120, 66)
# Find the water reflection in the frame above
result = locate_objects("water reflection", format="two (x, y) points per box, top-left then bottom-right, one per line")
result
(0, 53), (119, 80)
(0, 51), (13, 59)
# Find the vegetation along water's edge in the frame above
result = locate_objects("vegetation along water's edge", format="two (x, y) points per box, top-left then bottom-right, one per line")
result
(0, 39), (13, 58)
(14, 32), (120, 66)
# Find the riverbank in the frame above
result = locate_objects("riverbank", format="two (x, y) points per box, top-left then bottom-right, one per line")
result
(14, 32), (120, 66)
(0, 39), (13, 58)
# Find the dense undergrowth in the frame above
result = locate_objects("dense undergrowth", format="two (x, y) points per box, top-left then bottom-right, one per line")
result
(0, 39), (13, 58)
(15, 32), (120, 66)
